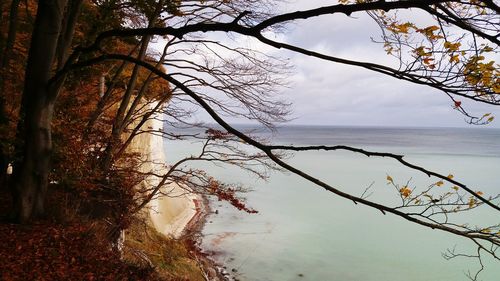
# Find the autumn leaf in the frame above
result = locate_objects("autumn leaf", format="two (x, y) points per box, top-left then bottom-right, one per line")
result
(399, 186), (412, 198)
(417, 25), (442, 41)
(443, 41), (461, 52)
(481, 46), (493, 53)
(449, 54), (460, 64)
(386, 175), (393, 183)
(481, 228), (491, 233)
(423, 57), (434, 65)
(389, 22), (414, 34)
(468, 197), (476, 208)
(414, 46), (431, 57)
(494, 83), (500, 94)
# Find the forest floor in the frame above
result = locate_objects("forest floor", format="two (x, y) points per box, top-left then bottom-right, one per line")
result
(0, 186), (221, 281)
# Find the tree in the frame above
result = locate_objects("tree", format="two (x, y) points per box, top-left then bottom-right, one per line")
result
(1, 0), (499, 278)
(6, 0), (84, 222)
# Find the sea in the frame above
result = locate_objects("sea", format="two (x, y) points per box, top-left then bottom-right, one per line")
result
(163, 125), (500, 281)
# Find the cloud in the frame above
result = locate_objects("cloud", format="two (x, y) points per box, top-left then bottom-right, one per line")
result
(267, 1), (500, 128)
(172, 1), (500, 129)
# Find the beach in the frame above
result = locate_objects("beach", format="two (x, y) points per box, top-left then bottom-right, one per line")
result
(128, 101), (205, 238)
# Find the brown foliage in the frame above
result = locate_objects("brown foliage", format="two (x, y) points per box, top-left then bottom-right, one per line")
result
(0, 222), (159, 281)
(0, 188), (160, 281)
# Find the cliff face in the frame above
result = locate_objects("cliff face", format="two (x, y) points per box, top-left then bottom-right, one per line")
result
(127, 101), (198, 238)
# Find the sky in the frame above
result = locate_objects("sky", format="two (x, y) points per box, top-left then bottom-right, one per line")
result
(166, 0), (500, 129)
(268, 1), (500, 128)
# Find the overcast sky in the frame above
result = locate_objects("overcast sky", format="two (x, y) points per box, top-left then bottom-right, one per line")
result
(270, 1), (500, 128)
(171, 0), (500, 129)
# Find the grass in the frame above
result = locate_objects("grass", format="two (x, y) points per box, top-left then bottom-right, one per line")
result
(123, 213), (209, 281)
(0, 186), (214, 281)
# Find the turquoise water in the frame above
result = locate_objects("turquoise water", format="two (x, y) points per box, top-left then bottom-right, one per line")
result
(164, 126), (500, 281)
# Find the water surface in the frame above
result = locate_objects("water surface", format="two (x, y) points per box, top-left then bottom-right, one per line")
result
(165, 125), (500, 281)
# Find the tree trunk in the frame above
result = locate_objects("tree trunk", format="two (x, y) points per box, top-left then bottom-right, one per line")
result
(83, 55), (133, 140)
(0, 0), (22, 190)
(12, 0), (66, 222)
(1, 0), (21, 68)
(101, 36), (151, 171)
(56, 0), (83, 70)
(100, 0), (164, 171)
(0, 95), (8, 190)
(13, 103), (54, 221)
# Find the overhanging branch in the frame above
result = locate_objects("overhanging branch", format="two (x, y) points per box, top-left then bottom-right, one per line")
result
(57, 53), (500, 213)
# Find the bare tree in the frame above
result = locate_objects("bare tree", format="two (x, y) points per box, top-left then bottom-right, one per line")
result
(5, 0), (499, 278)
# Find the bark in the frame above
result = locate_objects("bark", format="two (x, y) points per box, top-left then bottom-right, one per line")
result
(101, 36), (150, 171)
(83, 62), (127, 139)
(100, 0), (164, 171)
(0, 95), (7, 189)
(0, 0), (21, 190)
(114, 92), (169, 161)
(119, 44), (169, 135)
(83, 43), (141, 140)
(0, 82), (7, 190)
(0, 66), (7, 189)
(56, 0), (83, 70)
(12, 0), (67, 222)
(112, 46), (170, 161)
(0, 0), (21, 68)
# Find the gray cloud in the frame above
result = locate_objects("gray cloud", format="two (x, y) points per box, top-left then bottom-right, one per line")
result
(271, 1), (500, 128)
(181, 1), (500, 129)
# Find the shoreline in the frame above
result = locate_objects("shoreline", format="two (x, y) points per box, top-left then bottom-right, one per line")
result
(141, 102), (229, 280)
(182, 196), (234, 281)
